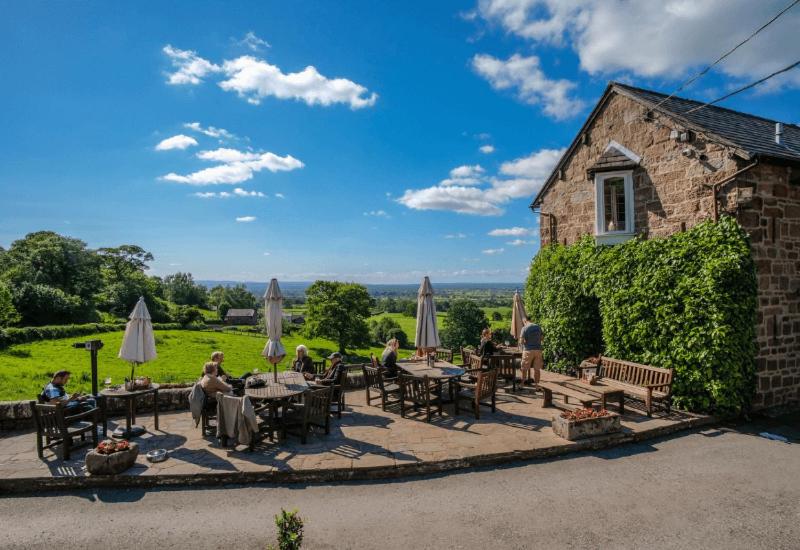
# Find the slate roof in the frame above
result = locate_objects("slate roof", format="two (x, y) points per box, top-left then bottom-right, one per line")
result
(588, 144), (639, 173)
(225, 308), (256, 317)
(532, 82), (800, 208)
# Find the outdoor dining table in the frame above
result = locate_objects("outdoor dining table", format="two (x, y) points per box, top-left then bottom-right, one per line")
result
(245, 371), (309, 439)
(99, 383), (160, 439)
(399, 360), (466, 402)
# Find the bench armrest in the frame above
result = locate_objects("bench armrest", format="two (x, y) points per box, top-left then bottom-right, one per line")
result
(64, 407), (99, 423)
(643, 383), (671, 390)
(456, 381), (477, 390)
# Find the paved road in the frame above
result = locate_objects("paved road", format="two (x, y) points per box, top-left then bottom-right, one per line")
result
(2, 418), (798, 550)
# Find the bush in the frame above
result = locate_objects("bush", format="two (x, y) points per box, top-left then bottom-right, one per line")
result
(272, 509), (303, 550)
(384, 327), (410, 349)
(0, 322), (187, 349)
(525, 217), (757, 414)
(171, 305), (205, 327)
(441, 299), (488, 350)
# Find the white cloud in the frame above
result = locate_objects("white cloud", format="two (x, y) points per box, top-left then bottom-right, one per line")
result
(155, 134), (198, 151)
(476, 0), (800, 89)
(274, 193), (285, 199)
(238, 31), (270, 52)
(472, 53), (584, 119)
(444, 233), (467, 239)
(479, 144), (495, 154)
(363, 210), (389, 217)
(236, 216), (257, 223)
(234, 188), (266, 197)
(163, 45), (221, 85)
(162, 150), (303, 185)
(197, 148), (260, 163)
(489, 227), (536, 237)
(397, 147), (561, 216)
(163, 44), (378, 109)
(482, 248), (505, 255)
(184, 122), (236, 141)
(507, 239), (536, 246)
(263, 251), (271, 256)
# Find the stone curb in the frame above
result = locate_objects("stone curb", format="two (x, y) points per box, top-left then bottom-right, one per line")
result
(0, 414), (718, 494)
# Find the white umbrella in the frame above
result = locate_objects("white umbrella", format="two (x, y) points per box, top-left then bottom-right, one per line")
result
(511, 290), (528, 340)
(118, 296), (157, 382)
(415, 276), (440, 353)
(261, 278), (286, 382)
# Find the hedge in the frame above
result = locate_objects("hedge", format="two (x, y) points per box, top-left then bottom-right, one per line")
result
(525, 217), (757, 414)
(0, 322), (197, 349)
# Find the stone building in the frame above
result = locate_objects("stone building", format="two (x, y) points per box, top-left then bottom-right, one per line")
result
(530, 82), (799, 409)
(224, 308), (257, 326)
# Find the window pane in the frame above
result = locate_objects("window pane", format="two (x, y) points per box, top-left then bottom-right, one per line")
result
(603, 177), (626, 232)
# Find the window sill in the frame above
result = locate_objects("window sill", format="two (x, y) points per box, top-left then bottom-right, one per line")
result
(594, 232), (635, 245)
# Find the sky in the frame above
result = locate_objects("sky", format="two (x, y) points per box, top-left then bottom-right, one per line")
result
(1, 1), (799, 284)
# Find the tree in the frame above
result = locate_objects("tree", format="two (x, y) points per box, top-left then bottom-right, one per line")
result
(369, 316), (409, 346)
(216, 284), (258, 318)
(97, 245), (153, 278)
(0, 282), (20, 327)
(491, 311), (503, 321)
(402, 300), (417, 318)
(96, 245), (166, 320)
(304, 281), (373, 353)
(163, 272), (208, 307)
(440, 299), (489, 349)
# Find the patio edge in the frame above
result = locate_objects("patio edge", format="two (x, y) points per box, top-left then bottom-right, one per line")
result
(0, 414), (718, 494)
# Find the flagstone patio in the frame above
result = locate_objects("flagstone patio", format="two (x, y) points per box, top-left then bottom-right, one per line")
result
(0, 372), (713, 492)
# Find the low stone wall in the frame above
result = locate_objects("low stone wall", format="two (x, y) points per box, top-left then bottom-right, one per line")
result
(0, 386), (193, 431)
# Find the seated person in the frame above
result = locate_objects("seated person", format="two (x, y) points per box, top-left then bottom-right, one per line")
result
(381, 338), (400, 379)
(316, 352), (348, 386)
(477, 328), (497, 361)
(39, 370), (96, 412)
(292, 345), (316, 381)
(200, 362), (233, 399)
(210, 351), (228, 380)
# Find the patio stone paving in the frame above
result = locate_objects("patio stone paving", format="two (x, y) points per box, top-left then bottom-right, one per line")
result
(0, 371), (712, 490)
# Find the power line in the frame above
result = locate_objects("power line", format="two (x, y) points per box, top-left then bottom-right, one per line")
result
(685, 59), (800, 113)
(653, 0), (800, 109)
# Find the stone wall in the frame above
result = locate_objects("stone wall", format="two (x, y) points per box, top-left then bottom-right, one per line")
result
(537, 90), (800, 410)
(538, 92), (740, 246)
(734, 163), (800, 409)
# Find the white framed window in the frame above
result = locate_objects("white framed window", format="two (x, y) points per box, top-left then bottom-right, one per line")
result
(594, 170), (634, 244)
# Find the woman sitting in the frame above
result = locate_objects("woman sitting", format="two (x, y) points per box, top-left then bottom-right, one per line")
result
(200, 362), (233, 399)
(381, 338), (400, 379)
(477, 328), (497, 363)
(292, 344), (316, 381)
(210, 351), (228, 380)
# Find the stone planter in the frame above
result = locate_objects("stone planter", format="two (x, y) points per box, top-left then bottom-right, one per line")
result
(552, 413), (621, 441)
(85, 442), (139, 475)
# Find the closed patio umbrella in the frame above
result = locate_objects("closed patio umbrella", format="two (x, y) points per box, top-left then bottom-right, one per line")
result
(415, 276), (440, 354)
(118, 296), (157, 382)
(511, 290), (528, 340)
(261, 278), (286, 382)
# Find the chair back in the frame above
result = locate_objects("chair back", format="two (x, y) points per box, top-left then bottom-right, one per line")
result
(475, 369), (498, 401)
(370, 353), (380, 369)
(31, 402), (63, 438)
(435, 348), (453, 363)
(362, 365), (385, 392)
(312, 359), (326, 375)
(398, 373), (431, 404)
(469, 354), (484, 370)
(460, 347), (474, 367)
(489, 354), (514, 377)
(304, 386), (333, 423)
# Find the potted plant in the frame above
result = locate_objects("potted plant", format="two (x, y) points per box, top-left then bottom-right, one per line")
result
(551, 408), (621, 441)
(85, 439), (139, 475)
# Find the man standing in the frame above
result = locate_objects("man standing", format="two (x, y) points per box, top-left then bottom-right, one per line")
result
(519, 320), (543, 386)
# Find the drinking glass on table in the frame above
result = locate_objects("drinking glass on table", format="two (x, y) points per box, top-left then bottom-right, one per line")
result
(104, 377), (112, 390)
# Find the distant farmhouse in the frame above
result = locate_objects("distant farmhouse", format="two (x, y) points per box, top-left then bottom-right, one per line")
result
(282, 312), (305, 324)
(531, 82), (799, 410)
(224, 308), (257, 326)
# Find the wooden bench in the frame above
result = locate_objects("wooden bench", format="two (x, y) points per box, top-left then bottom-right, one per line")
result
(577, 356), (674, 416)
(538, 382), (600, 409)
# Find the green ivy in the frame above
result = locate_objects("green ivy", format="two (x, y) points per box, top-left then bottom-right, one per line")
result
(525, 217), (757, 414)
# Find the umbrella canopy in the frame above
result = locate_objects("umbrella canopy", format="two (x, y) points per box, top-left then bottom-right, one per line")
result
(415, 276), (440, 351)
(511, 290), (528, 340)
(261, 279), (286, 374)
(118, 297), (157, 380)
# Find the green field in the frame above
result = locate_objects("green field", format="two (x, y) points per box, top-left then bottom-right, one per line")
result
(0, 307), (518, 401)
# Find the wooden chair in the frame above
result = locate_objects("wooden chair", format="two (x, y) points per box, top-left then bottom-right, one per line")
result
(489, 354), (517, 392)
(435, 348), (454, 362)
(362, 365), (402, 411)
(30, 401), (101, 460)
(460, 346), (475, 367)
(469, 354), (484, 370)
(455, 368), (498, 420)
(398, 374), (442, 422)
(329, 364), (354, 418)
(217, 393), (272, 450)
(281, 386), (333, 444)
(312, 359), (327, 376)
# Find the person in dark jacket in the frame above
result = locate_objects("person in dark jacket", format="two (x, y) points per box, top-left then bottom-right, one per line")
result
(477, 328), (497, 362)
(381, 338), (400, 379)
(318, 352), (348, 386)
(292, 344), (316, 380)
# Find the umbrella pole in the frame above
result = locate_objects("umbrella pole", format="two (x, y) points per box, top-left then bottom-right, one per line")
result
(273, 360), (278, 383)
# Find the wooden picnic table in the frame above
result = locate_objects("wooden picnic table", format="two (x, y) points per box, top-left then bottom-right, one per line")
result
(562, 378), (625, 412)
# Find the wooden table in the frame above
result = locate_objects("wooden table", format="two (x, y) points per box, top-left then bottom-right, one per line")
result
(399, 360), (465, 403)
(498, 346), (523, 357)
(100, 384), (160, 439)
(562, 378), (625, 412)
(245, 372), (309, 440)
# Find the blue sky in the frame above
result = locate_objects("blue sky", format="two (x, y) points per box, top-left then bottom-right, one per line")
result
(1, 1), (798, 283)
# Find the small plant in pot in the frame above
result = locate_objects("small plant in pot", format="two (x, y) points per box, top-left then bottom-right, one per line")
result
(552, 407), (621, 441)
(85, 439), (139, 475)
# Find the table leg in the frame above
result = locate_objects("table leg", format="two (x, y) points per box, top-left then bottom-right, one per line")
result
(130, 397), (137, 425)
(618, 392), (625, 414)
(602, 394), (608, 409)
(153, 389), (159, 431)
(126, 399), (132, 437)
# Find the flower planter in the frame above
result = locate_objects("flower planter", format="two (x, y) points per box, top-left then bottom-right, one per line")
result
(85, 442), (139, 475)
(552, 412), (621, 441)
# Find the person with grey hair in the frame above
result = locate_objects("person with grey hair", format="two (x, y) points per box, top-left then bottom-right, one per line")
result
(292, 344), (316, 380)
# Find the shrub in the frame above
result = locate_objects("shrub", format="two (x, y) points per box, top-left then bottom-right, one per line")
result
(384, 327), (410, 349)
(171, 305), (205, 327)
(273, 509), (303, 550)
(441, 299), (489, 350)
(0, 322), (187, 349)
(525, 217), (757, 414)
